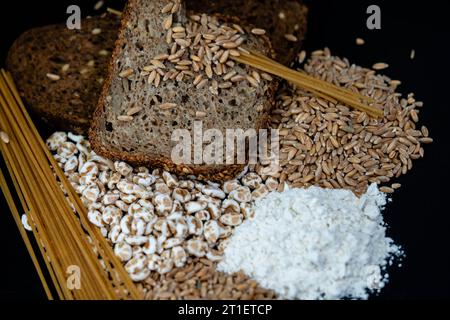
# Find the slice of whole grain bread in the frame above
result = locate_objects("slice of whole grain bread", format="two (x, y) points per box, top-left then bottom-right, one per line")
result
(186, 0), (308, 65)
(89, 0), (278, 181)
(6, 1), (306, 135)
(6, 13), (120, 134)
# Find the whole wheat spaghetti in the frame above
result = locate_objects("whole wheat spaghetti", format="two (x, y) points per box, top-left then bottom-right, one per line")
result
(0, 70), (142, 300)
(231, 51), (383, 118)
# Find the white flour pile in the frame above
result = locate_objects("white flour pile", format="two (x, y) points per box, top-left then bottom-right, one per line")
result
(218, 184), (403, 300)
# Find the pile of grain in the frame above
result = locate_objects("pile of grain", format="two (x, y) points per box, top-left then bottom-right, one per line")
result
(258, 48), (432, 195)
(140, 258), (275, 300)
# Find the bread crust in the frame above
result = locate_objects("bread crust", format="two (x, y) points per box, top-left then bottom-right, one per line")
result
(89, 1), (278, 181)
(6, 14), (120, 134)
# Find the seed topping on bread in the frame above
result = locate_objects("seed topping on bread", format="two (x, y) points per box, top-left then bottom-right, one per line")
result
(114, 0), (272, 124)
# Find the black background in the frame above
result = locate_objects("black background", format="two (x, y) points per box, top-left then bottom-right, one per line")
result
(0, 0), (449, 300)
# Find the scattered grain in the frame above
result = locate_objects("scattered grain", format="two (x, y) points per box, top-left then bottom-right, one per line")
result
(284, 34), (298, 42)
(117, 115), (134, 122)
(94, 0), (104, 11)
(298, 50), (306, 64)
(159, 103), (177, 110)
(61, 64), (70, 73)
(251, 28), (266, 35)
(246, 75), (259, 88)
(126, 107), (143, 116)
(195, 111), (207, 118)
(91, 28), (102, 35)
(46, 73), (60, 81)
(391, 183), (402, 190)
(119, 68), (134, 78)
(0, 131), (9, 144)
(161, 2), (174, 14)
(196, 79), (208, 89)
(372, 62), (389, 70)
(151, 59), (166, 69)
(379, 187), (394, 194)
(163, 14), (173, 30)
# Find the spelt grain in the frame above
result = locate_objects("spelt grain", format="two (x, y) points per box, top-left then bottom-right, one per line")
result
(46, 73), (61, 81)
(91, 28), (102, 35)
(126, 107), (143, 116)
(159, 103), (177, 110)
(284, 34), (298, 42)
(251, 28), (266, 35)
(0, 131), (10, 144)
(161, 2), (174, 14)
(117, 115), (134, 122)
(163, 15), (173, 30)
(119, 69), (134, 78)
(372, 62), (389, 70)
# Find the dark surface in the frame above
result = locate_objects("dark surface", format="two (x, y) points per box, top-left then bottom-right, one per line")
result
(0, 0), (449, 300)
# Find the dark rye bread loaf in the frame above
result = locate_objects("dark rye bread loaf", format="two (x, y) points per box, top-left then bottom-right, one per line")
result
(89, 0), (278, 181)
(186, 0), (308, 65)
(6, 13), (120, 134)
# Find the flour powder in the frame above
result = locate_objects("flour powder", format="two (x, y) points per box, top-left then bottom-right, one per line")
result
(218, 184), (403, 300)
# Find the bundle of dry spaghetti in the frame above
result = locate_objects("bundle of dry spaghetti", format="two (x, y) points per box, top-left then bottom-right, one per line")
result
(0, 70), (142, 300)
(231, 50), (383, 118)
